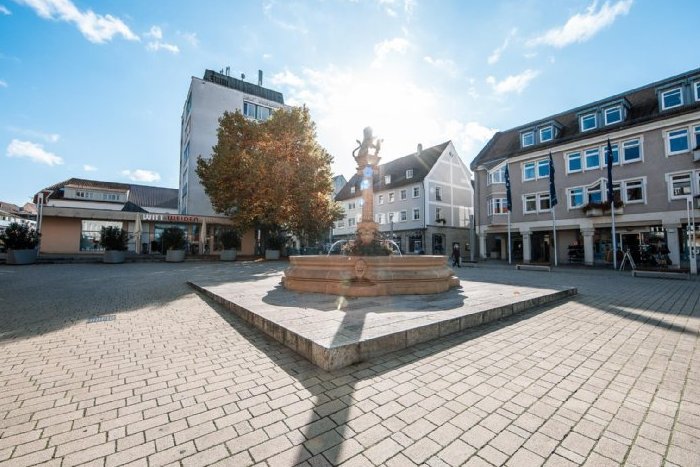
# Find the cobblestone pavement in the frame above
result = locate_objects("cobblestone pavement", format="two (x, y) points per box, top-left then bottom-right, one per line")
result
(0, 262), (698, 466)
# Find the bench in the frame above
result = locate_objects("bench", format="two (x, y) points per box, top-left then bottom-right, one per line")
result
(515, 264), (551, 272)
(631, 269), (689, 280)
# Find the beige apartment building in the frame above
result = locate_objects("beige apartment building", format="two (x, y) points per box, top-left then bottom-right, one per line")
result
(472, 68), (700, 269)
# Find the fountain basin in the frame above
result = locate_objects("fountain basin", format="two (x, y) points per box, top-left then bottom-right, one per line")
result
(283, 255), (459, 296)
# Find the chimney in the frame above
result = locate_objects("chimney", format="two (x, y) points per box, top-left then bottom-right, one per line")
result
(417, 144), (423, 155)
(258, 70), (263, 86)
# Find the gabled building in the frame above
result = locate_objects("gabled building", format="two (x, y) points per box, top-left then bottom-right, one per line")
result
(179, 69), (288, 216)
(472, 68), (700, 268)
(334, 141), (474, 255)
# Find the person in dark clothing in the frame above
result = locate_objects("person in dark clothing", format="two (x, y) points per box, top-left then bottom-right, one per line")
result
(451, 244), (461, 267)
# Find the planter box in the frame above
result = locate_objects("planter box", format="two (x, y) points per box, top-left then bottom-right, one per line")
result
(103, 250), (126, 264)
(265, 249), (280, 260)
(220, 250), (237, 261)
(7, 249), (38, 265)
(165, 249), (186, 263)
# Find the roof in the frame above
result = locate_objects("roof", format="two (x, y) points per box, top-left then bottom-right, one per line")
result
(335, 141), (450, 201)
(202, 70), (285, 105)
(471, 67), (700, 171)
(40, 178), (178, 210)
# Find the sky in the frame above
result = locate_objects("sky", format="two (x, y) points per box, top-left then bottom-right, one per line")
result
(0, 0), (698, 207)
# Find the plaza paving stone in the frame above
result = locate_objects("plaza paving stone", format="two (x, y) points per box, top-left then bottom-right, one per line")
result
(0, 261), (698, 466)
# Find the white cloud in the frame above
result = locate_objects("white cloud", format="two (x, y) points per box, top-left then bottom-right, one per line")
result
(83, 164), (97, 172)
(6, 139), (63, 166)
(17, 0), (139, 44)
(146, 41), (179, 54)
(262, 1), (308, 34)
(372, 37), (409, 67)
(121, 169), (160, 182)
(145, 25), (162, 39)
(0, 5), (11, 15)
(486, 69), (540, 95)
(270, 69), (305, 88)
(488, 28), (517, 65)
(423, 56), (458, 77)
(7, 127), (59, 143)
(180, 31), (198, 47)
(527, 0), (633, 48)
(145, 25), (179, 53)
(0, 80), (7, 88)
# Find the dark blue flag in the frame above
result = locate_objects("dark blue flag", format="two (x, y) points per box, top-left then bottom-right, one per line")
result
(548, 153), (558, 207)
(504, 164), (512, 212)
(606, 138), (614, 202)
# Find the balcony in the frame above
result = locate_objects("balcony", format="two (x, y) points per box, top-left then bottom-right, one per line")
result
(583, 201), (624, 217)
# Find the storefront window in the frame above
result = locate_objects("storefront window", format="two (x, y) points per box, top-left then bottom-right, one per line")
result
(81, 220), (123, 251)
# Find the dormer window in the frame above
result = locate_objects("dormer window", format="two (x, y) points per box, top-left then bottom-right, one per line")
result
(604, 106), (622, 125)
(539, 126), (554, 143)
(521, 131), (535, 148)
(350, 186), (355, 194)
(580, 113), (597, 132)
(406, 169), (413, 179)
(694, 82), (700, 102)
(384, 175), (391, 184)
(660, 88), (683, 110)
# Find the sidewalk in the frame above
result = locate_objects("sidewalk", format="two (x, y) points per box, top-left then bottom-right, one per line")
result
(0, 262), (698, 466)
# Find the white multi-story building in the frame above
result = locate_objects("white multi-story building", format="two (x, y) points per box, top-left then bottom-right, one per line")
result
(179, 69), (287, 216)
(333, 141), (474, 255)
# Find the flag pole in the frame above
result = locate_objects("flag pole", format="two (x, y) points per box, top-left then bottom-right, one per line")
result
(611, 202), (618, 270)
(507, 210), (512, 264)
(606, 138), (618, 270)
(552, 207), (558, 266)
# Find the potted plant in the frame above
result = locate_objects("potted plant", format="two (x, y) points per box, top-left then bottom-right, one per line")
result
(99, 226), (128, 264)
(265, 233), (286, 260)
(0, 222), (39, 265)
(218, 229), (241, 261)
(161, 227), (186, 262)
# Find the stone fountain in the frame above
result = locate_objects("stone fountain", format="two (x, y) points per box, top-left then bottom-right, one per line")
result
(283, 128), (459, 297)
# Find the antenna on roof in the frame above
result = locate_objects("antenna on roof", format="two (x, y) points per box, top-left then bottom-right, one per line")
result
(241, 73), (245, 80)
(258, 70), (263, 86)
(225, 66), (230, 76)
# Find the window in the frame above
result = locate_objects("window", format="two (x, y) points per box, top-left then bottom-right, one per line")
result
(412, 186), (420, 198)
(667, 128), (689, 155)
(603, 143), (619, 166)
(378, 194), (384, 205)
(524, 194), (537, 213)
(389, 192), (395, 203)
(80, 220), (123, 251)
(436, 207), (443, 220)
(182, 141), (190, 165)
(336, 220), (345, 228)
(348, 218), (356, 227)
(413, 208), (420, 220)
(243, 101), (256, 118)
(243, 101), (272, 121)
(523, 162), (536, 181)
(625, 179), (644, 203)
(604, 106), (622, 125)
(350, 186), (355, 194)
(539, 193), (551, 211)
(487, 198), (507, 216)
(694, 125), (700, 149)
(185, 92), (192, 116)
(257, 106), (271, 121)
(580, 113), (597, 132)
(435, 186), (442, 201)
(521, 131), (534, 147)
(400, 210), (407, 222)
(569, 187), (584, 208)
(388, 212), (395, 223)
(567, 152), (582, 173)
(385, 175), (391, 184)
(537, 159), (549, 178)
(348, 202), (356, 210)
(406, 169), (414, 179)
(622, 139), (641, 163)
(670, 173), (692, 198)
(400, 189), (407, 200)
(585, 148), (600, 170)
(695, 82), (700, 102)
(587, 182), (602, 204)
(539, 126), (553, 142)
(661, 88), (683, 110)
(611, 182), (621, 202)
(488, 166), (506, 185)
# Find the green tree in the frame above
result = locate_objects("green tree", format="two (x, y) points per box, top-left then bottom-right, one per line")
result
(196, 106), (342, 244)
